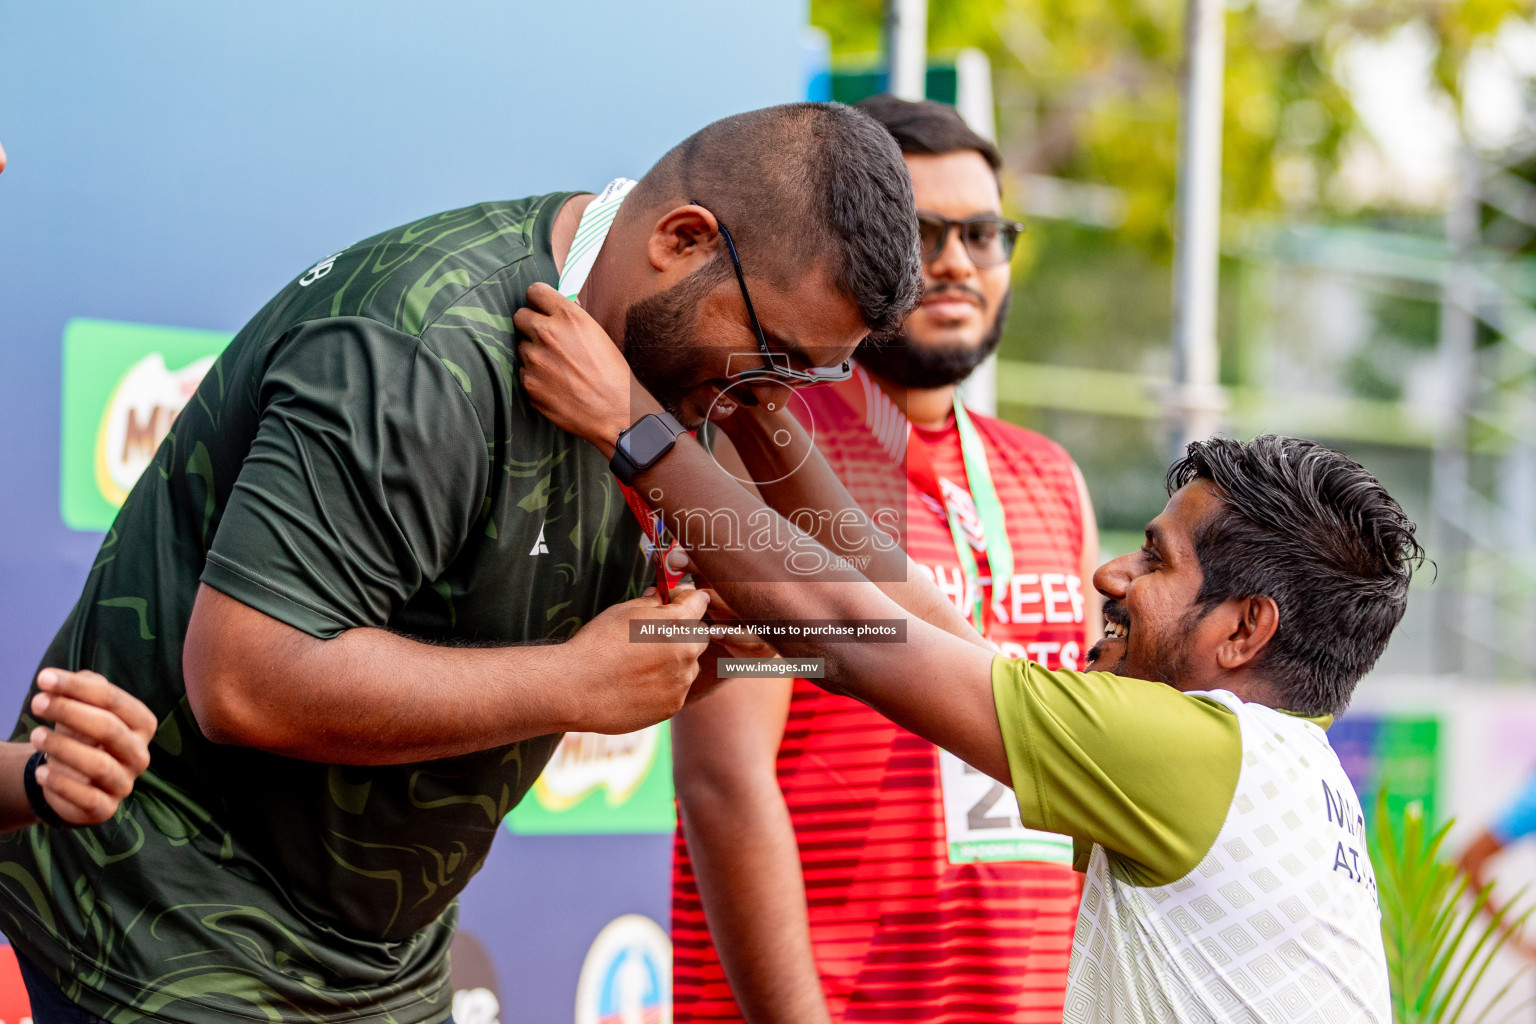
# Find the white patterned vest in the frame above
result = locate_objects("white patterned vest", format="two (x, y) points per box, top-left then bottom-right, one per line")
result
(1064, 690), (1391, 1023)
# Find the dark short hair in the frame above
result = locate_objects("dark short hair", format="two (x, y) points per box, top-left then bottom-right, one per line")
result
(1167, 436), (1424, 717)
(631, 102), (922, 339)
(855, 94), (1002, 177)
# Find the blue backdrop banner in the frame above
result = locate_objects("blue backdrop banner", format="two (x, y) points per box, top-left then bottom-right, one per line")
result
(0, 4), (806, 1019)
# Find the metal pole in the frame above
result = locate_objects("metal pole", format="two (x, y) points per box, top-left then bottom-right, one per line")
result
(1430, 146), (1480, 676)
(884, 0), (928, 101)
(1168, 0), (1228, 455)
(955, 47), (999, 416)
(954, 48), (995, 142)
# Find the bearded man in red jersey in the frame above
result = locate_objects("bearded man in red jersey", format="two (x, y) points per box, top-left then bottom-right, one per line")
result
(669, 96), (1102, 1024)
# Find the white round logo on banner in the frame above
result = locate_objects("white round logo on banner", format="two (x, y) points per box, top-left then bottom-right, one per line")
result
(574, 913), (671, 1024)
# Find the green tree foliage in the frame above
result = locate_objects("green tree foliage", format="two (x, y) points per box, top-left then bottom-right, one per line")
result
(812, 0), (1534, 243)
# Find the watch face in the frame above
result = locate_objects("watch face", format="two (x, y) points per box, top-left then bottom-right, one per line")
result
(621, 415), (678, 468)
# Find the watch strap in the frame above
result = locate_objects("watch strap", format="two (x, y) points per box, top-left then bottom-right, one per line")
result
(24, 750), (75, 829)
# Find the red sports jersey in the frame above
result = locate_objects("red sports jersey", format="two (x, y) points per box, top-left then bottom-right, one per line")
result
(672, 366), (1087, 1023)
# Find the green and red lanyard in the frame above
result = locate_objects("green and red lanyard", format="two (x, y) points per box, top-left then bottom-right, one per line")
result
(831, 371), (1012, 633)
(556, 177), (686, 602)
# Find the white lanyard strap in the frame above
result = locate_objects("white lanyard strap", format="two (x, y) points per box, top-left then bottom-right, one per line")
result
(557, 177), (637, 300)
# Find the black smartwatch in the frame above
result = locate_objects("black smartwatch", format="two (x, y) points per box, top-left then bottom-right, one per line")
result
(609, 411), (686, 485)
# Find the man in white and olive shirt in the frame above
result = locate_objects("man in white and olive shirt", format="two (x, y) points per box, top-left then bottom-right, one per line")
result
(992, 659), (1384, 1021)
(508, 308), (1413, 1023)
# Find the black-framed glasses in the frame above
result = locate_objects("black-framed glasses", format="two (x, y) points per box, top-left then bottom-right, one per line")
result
(916, 212), (1024, 268)
(693, 203), (853, 388)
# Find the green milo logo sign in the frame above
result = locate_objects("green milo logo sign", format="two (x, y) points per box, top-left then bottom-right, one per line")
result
(60, 318), (233, 532)
(506, 724), (676, 835)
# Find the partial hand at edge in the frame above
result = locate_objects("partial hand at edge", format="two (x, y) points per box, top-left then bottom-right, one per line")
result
(26, 668), (157, 827)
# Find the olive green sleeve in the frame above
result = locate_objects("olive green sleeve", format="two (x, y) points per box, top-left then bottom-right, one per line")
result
(991, 656), (1243, 887)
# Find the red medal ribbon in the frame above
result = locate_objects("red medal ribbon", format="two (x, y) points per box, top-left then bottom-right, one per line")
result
(614, 462), (688, 604)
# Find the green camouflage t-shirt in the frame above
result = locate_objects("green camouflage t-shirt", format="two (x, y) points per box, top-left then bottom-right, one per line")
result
(0, 194), (647, 1022)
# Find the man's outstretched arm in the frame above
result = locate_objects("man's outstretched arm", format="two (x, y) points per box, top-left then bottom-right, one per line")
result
(707, 404), (988, 650)
(631, 434), (1007, 777)
(514, 285), (1006, 781)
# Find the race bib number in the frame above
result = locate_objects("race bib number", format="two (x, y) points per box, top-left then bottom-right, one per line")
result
(939, 750), (1073, 864)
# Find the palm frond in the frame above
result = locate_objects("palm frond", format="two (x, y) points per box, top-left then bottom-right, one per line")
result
(1374, 791), (1533, 1024)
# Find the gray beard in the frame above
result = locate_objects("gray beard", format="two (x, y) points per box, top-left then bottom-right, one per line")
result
(854, 290), (1010, 390)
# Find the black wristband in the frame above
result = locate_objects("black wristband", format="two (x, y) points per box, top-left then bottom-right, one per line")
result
(23, 751), (73, 829)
